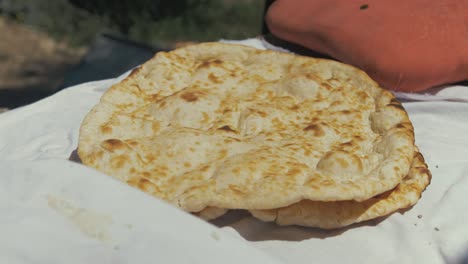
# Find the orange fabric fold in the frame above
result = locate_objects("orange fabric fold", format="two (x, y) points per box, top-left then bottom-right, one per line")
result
(266, 0), (468, 92)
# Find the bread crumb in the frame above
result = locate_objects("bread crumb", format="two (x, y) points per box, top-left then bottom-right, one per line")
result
(211, 231), (220, 241)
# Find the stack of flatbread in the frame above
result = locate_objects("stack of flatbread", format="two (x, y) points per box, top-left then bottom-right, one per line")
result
(78, 42), (431, 229)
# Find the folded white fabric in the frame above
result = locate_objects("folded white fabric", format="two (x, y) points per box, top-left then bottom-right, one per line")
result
(0, 160), (281, 264)
(1, 39), (467, 264)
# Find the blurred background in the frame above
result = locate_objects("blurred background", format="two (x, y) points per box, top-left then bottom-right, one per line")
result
(0, 0), (265, 112)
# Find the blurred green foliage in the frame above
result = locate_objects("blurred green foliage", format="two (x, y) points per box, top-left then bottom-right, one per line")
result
(128, 0), (264, 46)
(0, 0), (264, 47)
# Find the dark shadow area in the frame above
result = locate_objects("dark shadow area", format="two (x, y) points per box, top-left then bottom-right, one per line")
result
(68, 148), (82, 163)
(210, 209), (390, 242)
(263, 34), (333, 60)
(455, 80), (468, 86)
(261, 0), (275, 35)
(459, 252), (468, 264)
(0, 88), (54, 109)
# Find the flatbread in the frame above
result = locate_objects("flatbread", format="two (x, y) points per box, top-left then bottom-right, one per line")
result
(249, 150), (431, 229)
(78, 42), (415, 213)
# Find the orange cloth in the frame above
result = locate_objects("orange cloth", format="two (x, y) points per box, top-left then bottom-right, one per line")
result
(266, 0), (468, 92)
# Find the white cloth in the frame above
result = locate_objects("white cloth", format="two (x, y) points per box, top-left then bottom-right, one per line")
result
(1, 39), (468, 264)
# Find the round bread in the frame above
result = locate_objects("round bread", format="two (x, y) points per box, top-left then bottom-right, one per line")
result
(78, 42), (415, 212)
(249, 150), (431, 229)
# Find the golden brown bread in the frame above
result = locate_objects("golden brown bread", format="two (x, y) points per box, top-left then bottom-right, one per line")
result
(78, 42), (416, 215)
(249, 150), (431, 229)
